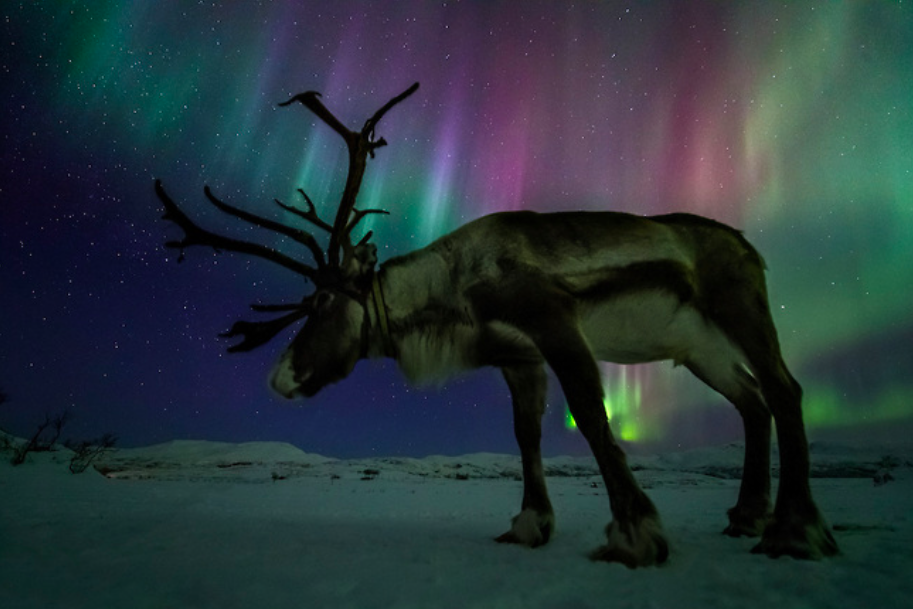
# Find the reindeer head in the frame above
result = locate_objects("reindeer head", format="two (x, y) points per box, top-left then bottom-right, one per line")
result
(266, 239), (380, 399)
(154, 83), (418, 398)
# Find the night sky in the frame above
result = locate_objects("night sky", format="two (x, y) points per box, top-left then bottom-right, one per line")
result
(3, 1), (912, 458)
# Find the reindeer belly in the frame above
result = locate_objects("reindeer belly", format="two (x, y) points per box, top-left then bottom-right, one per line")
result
(580, 291), (747, 371)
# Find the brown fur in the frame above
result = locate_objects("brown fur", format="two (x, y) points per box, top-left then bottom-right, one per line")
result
(276, 210), (840, 566)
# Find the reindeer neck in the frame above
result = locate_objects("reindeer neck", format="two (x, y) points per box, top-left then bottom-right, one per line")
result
(365, 248), (477, 382)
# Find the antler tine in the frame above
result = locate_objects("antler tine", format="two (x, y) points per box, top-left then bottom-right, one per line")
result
(343, 208), (390, 244)
(280, 83), (420, 268)
(155, 179), (318, 280)
(278, 91), (353, 145)
(274, 189), (333, 233)
(363, 82), (421, 145)
(203, 186), (327, 270)
(221, 300), (312, 353)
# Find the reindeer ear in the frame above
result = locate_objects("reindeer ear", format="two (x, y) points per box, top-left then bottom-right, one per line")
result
(314, 290), (335, 312)
(356, 243), (377, 268)
(343, 242), (377, 279)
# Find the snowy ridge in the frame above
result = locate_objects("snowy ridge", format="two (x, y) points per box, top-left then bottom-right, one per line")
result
(5, 431), (910, 485)
(91, 439), (334, 482)
(80, 439), (913, 485)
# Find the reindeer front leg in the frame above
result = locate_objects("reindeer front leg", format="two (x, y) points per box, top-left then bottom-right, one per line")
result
(481, 278), (668, 567)
(542, 331), (669, 567)
(496, 363), (555, 547)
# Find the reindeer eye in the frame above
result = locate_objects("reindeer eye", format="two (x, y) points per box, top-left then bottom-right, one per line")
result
(314, 291), (335, 313)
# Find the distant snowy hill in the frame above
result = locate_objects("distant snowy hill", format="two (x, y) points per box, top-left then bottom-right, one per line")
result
(85, 437), (912, 485)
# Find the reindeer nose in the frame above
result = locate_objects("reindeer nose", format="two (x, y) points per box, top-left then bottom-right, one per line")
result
(270, 355), (307, 399)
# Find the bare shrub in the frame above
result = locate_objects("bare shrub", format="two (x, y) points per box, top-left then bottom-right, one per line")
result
(10, 411), (70, 465)
(66, 433), (118, 474)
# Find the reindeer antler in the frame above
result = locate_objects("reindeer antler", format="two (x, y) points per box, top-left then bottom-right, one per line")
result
(154, 82), (420, 352)
(155, 179), (319, 280)
(279, 82), (419, 267)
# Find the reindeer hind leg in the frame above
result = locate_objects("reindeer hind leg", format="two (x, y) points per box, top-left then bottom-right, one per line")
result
(750, 357), (839, 558)
(685, 355), (772, 538)
(706, 289), (839, 559)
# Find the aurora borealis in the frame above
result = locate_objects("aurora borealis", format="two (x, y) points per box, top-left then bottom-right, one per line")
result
(2, 1), (912, 457)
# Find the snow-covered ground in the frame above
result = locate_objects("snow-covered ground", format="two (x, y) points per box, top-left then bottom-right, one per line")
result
(2, 436), (911, 609)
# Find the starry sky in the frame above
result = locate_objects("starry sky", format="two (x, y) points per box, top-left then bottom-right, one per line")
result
(2, 1), (912, 458)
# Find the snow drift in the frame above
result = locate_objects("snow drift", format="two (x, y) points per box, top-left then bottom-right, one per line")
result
(1, 436), (911, 608)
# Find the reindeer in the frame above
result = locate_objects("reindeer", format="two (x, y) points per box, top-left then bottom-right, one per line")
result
(154, 82), (839, 567)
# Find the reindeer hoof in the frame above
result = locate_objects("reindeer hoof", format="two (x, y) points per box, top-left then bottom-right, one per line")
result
(724, 504), (771, 538)
(590, 515), (669, 568)
(752, 512), (840, 559)
(495, 508), (554, 548)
